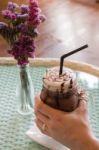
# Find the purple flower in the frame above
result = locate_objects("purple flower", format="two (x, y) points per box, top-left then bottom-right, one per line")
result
(2, 10), (16, 20)
(39, 15), (46, 22)
(29, 0), (38, 6)
(8, 35), (35, 65)
(0, 22), (8, 29)
(10, 13), (17, 20)
(18, 24), (28, 34)
(7, 2), (19, 12)
(2, 10), (11, 18)
(21, 4), (29, 14)
(0, 0), (46, 65)
(17, 14), (28, 20)
(28, 0), (46, 27)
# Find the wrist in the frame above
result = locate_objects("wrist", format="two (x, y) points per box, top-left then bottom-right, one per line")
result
(79, 132), (99, 150)
(71, 129), (99, 150)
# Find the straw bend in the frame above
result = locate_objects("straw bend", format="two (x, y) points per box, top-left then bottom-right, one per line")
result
(59, 44), (88, 75)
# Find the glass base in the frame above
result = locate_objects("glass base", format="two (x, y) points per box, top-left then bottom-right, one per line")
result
(17, 105), (33, 116)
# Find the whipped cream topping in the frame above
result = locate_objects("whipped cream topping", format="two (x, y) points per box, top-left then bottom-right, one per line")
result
(43, 67), (77, 92)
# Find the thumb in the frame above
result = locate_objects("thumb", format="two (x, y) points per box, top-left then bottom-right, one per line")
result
(76, 99), (88, 113)
(35, 94), (59, 118)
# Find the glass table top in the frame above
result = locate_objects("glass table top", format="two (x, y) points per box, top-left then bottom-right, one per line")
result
(0, 65), (99, 150)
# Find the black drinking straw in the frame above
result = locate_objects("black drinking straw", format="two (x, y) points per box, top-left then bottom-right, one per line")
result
(59, 44), (88, 75)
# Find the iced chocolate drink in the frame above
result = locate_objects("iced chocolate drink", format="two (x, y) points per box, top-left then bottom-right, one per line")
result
(40, 67), (82, 112)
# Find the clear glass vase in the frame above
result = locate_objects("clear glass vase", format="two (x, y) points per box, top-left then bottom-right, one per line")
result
(16, 64), (34, 115)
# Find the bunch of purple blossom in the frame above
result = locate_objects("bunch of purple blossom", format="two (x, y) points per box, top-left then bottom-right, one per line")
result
(0, 0), (45, 65)
(8, 35), (35, 65)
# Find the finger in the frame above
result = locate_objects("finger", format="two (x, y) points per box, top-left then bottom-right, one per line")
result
(35, 118), (49, 135)
(35, 105), (50, 119)
(35, 94), (63, 119)
(79, 99), (87, 108)
(77, 99), (88, 113)
(35, 110), (50, 125)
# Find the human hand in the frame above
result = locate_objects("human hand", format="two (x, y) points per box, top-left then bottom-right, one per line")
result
(34, 94), (99, 150)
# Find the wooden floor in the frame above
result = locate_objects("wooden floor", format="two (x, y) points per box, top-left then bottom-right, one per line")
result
(0, 0), (99, 66)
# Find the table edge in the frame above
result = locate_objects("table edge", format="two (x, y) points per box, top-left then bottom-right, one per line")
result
(0, 57), (99, 77)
